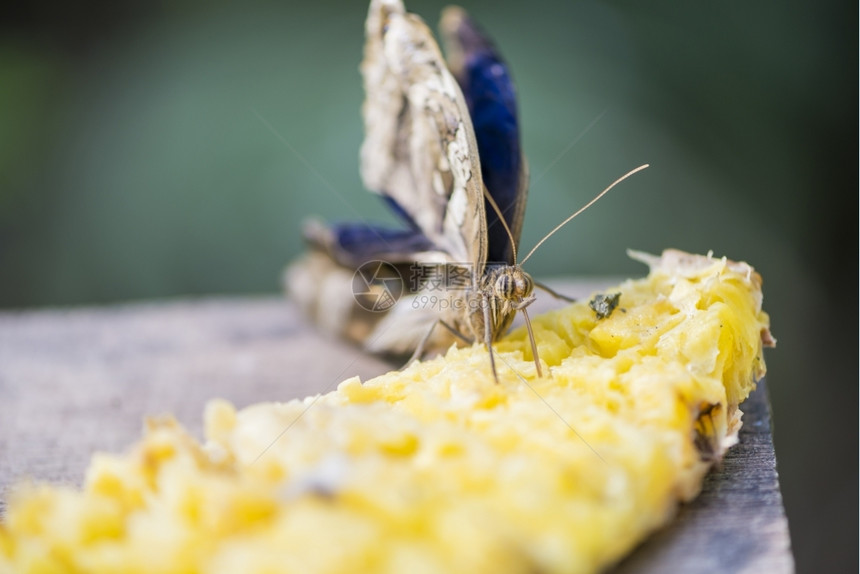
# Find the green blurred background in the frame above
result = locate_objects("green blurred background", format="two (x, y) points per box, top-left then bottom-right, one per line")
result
(0, 0), (854, 570)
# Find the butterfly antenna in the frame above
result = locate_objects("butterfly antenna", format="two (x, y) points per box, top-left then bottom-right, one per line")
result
(520, 164), (649, 265)
(483, 186), (518, 263)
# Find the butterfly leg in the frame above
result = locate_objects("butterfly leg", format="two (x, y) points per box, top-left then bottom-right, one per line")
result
(439, 320), (475, 345)
(405, 319), (473, 367)
(482, 295), (500, 383)
(511, 294), (536, 311)
(519, 307), (545, 378)
(534, 280), (576, 303)
(509, 296), (545, 378)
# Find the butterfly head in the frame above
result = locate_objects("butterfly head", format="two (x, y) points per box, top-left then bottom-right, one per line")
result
(489, 265), (534, 305)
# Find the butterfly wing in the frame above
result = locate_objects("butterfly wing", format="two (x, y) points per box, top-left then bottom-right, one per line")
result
(289, 1), (527, 358)
(440, 7), (528, 266)
(331, 3), (526, 271)
(301, 219), (445, 268)
(360, 0), (487, 274)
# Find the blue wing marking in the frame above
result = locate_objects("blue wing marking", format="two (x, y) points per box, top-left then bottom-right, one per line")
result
(445, 12), (525, 265)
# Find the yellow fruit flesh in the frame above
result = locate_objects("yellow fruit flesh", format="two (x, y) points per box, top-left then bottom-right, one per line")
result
(0, 250), (772, 574)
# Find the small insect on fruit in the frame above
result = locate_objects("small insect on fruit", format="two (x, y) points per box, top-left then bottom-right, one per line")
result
(286, 0), (646, 381)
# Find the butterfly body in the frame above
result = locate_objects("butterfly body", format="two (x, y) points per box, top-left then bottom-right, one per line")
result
(287, 0), (542, 378)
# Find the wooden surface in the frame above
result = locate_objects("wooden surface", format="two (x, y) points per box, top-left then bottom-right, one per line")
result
(0, 283), (793, 572)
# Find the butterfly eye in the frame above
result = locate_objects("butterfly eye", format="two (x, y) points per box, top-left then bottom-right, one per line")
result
(510, 272), (533, 299)
(519, 274), (534, 298)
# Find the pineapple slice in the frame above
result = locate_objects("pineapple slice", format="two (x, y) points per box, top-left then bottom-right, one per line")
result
(0, 250), (773, 574)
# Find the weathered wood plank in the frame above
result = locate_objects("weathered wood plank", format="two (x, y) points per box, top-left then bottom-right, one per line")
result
(610, 382), (793, 573)
(0, 287), (793, 572)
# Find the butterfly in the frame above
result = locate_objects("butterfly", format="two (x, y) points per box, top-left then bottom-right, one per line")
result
(286, 0), (646, 381)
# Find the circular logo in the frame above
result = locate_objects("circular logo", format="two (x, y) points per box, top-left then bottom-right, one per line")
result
(352, 260), (404, 312)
